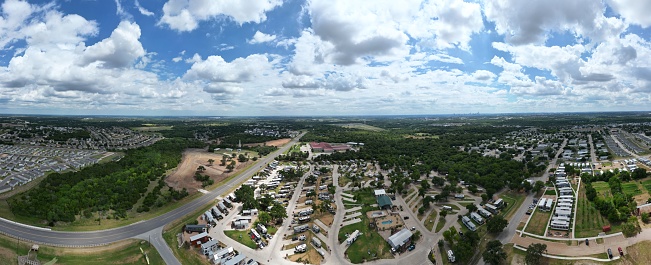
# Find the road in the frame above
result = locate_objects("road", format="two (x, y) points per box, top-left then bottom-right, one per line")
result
(0, 132), (305, 263)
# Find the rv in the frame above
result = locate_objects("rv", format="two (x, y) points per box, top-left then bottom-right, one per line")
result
(462, 216), (477, 231)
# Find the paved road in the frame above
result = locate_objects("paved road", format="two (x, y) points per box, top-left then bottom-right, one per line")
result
(0, 133), (305, 257)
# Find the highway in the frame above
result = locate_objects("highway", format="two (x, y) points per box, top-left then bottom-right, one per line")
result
(0, 133), (305, 257)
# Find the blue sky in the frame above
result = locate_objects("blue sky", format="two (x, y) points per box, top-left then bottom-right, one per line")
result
(0, 0), (650, 116)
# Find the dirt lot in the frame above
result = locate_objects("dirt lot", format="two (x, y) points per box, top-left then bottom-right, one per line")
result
(166, 149), (252, 193)
(244, 138), (292, 147)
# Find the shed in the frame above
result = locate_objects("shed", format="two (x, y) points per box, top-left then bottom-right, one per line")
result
(387, 228), (412, 251)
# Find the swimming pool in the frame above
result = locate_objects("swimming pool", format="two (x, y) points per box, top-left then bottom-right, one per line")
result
(381, 220), (393, 225)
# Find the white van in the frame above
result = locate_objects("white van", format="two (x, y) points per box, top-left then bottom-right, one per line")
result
(442, 206), (453, 211)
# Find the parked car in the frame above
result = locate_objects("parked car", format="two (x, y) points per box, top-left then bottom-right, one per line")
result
(407, 245), (416, 251)
(404, 216), (409, 220)
(618, 247), (624, 256)
(607, 248), (613, 259)
(411, 226), (416, 231)
(585, 239), (589, 246)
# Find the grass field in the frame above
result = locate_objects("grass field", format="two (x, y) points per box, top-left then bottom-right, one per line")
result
(622, 182), (643, 196)
(0, 235), (162, 265)
(224, 230), (257, 249)
(338, 207), (393, 263)
(435, 217), (446, 233)
(424, 210), (438, 231)
(338, 189), (394, 263)
(641, 179), (651, 194)
(544, 189), (557, 195)
(132, 126), (173, 131)
(337, 123), (385, 132)
(575, 182), (618, 238)
(592, 181), (611, 197)
(524, 209), (551, 236)
(500, 192), (527, 220)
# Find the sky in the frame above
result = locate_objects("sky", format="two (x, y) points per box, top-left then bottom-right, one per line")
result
(0, 0), (650, 116)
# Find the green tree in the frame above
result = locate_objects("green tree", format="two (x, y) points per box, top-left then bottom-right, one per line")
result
(465, 203), (478, 213)
(207, 159), (215, 166)
(257, 211), (271, 225)
(226, 160), (236, 172)
(533, 181), (545, 193)
(487, 215), (508, 234)
(642, 212), (649, 223)
(483, 240), (507, 265)
(197, 165), (205, 172)
(525, 243), (547, 265)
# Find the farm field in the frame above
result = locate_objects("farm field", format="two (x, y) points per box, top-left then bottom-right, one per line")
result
(336, 123), (385, 132)
(641, 179), (651, 193)
(524, 209), (551, 236)
(575, 182), (619, 238)
(592, 181), (611, 197)
(622, 182), (643, 196)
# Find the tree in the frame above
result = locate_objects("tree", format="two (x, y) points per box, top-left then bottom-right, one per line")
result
(257, 211), (271, 225)
(525, 243), (547, 265)
(238, 154), (248, 162)
(483, 240), (507, 265)
(642, 212), (649, 223)
(440, 210), (448, 218)
(533, 181), (545, 193)
(197, 165), (205, 172)
(465, 203), (478, 213)
(632, 168), (647, 180)
(269, 202), (287, 222)
(487, 215), (508, 234)
(481, 193), (488, 202)
(468, 185), (478, 193)
(306, 175), (317, 184)
(226, 160), (236, 172)
(207, 159), (215, 166)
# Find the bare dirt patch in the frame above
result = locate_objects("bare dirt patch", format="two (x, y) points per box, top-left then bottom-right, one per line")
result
(244, 138), (291, 148)
(166, 149), (253, 193)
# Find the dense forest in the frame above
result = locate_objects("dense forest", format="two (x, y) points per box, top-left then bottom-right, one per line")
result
(8, 138), (202, 224)
(308, 125), (533, 197)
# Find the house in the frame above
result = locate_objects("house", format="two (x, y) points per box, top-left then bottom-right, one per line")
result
(377, 195), (393, 210)
(478, 208), (492, 218)
(550, 220), (570, 230)
(470, 212), (484, 224)
(387, 228), (413, 252)
(545, 199), (554, 211)
(232, 220), (249, 229)
(485, 204), (498, 214)
(212, 247), (234, 262)
(184, 224), (208, 233)
(494, 198), (504, 208)
(224, 253), (246, 265)
(189, 232), (210, 246)
(537, 198), (547, 210)
(462, 216), (477, 231)
(201, 239), (220, 255)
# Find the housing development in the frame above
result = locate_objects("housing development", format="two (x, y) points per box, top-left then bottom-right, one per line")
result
(1, 114), (651, 265)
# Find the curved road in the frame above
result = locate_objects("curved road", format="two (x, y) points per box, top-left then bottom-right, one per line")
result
(0, 133), (305, 248)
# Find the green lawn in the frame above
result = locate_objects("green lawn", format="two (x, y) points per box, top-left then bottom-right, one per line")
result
(224, 230), (258, 249)
(424, 210), (438, 231)
(544, 189), (557, 195)
(0, 235), (162, 265)
(592, 181), (611, 197)
(338, 188), (394, 264)
(435, 217), (447, 233)
(499, 192), (526, 220)
(622, 182), (643, 196)
(575, 182), (619, 238)
(641, 179), (651, 194)
(524, 209), (551, 236)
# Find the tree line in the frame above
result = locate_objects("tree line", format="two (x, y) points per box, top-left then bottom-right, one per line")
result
(9, 138), (202, 225)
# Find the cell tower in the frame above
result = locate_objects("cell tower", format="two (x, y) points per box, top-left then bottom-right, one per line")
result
(238, 140), (242, 149)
